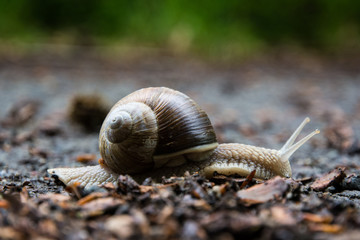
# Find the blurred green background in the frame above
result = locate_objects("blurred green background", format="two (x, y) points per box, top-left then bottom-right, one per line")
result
(1, 0), (360, 59)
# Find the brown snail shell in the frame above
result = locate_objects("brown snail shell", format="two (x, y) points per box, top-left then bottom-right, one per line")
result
(99, 87), (218, 174)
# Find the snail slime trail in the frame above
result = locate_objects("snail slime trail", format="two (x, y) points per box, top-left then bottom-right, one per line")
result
(48, 87), (319, 189)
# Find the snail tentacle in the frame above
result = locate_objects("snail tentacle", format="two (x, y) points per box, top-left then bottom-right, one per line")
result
(278, 117), (320, 163)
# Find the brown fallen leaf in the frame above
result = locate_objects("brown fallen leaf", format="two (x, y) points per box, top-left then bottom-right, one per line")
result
(138, 183), (177, 193)
(295, 176), (313, 184)
(218, 183), (228, 195)
(310, 167), (346, 191)
(302, 212), (333, 224)
(38, 193), (72, 203)
(20, 186), (29, 203)
(77, 192), (107, 205)
(237, 176), (290, 205)
(65, 182), (85, 199)
(308, 223), (343, 234)
(37, 193), (73, 209)
(240, 169), (256, 189)
(191, 189), (201, 199)
(165, 220), (181, 239)
(76, 154), (97, 163)
(102, 182), (116, 190)
(39, 219), (59, 237)
(157, 205), (174, 224)
(270, 206), (297, 226)
(192, 199), (212, 211)
(81, 197), (124, 211)
(105, 215), (135, 238)
(2, 193), (23, 213)
(209, 174), (231, 184)
(201, 211), (261, 233)
(0, 227), (25, 240)
(0, 199), (9, 209)
(131, 209), (150, 236)
(117, 175), (141, 194)
(81, 197), (125, 218)
(210, 174), (262, 186)
(212, 183), (228, 197)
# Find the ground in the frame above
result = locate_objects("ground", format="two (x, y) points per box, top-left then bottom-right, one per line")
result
(0, 53), (360, 239)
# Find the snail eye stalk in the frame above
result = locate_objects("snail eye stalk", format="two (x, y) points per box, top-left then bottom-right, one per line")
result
(278, 117), (320, 163)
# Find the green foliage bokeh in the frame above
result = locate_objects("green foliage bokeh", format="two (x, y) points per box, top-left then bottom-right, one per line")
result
(1, 0), (359, 56)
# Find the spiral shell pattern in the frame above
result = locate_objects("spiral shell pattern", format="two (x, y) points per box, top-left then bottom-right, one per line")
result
(99, 87), (218, 174)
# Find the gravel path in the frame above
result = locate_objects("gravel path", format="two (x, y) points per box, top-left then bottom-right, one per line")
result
(0, 55), (360, 239)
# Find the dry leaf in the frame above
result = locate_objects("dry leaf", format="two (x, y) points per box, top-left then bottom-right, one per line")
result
(237, 177), (289, 205)
(311, 167), (346, 191)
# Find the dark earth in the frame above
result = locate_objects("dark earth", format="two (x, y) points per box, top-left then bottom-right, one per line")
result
(0, 53), (360, 239)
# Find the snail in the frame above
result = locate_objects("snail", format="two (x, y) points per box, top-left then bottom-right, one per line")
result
(48, 87), (319, 189)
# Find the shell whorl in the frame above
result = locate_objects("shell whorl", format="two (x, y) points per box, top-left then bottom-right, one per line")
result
(99, 87), (218, 175)
(100, 102), (158, 174)
(105, 110), (133, 144)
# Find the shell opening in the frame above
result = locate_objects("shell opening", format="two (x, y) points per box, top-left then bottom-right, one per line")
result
(278, 117), (320, 163)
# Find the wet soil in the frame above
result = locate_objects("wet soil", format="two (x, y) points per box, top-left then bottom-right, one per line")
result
(0, 54), (360, 239)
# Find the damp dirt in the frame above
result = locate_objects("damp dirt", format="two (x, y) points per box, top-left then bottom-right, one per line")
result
(1, 55), (360, 239)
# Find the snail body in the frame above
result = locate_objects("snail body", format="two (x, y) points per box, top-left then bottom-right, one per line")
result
(48, 87), (319, 189)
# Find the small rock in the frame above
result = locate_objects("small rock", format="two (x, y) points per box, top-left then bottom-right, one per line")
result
(1, 99), (40, 127)
(342, 174), (360, 191)
(270, 206), (297, 226)
(117, 175), (140, 194)
(182, 220), (207, 240)
(38, 112), (64, 136)
(336, 190), (360, 199)
(68, 94), (109, 132)
(76, 154), (97, 164)
(324, 120), (355, 152)
(105, 215), (135, 238)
